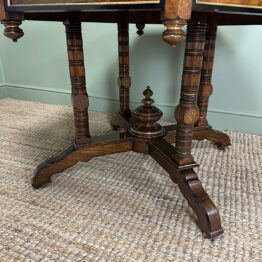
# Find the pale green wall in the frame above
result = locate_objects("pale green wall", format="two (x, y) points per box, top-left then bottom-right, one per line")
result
(0, 58), (4, 82)
(0, 54), (6, 99)
(0, 21), (261, 134)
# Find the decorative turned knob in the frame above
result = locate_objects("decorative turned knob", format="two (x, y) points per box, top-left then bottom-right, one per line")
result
(136, 23), (145, 36)
(142, 86), (154, 108)
(2, 20), (24, 42)
(129, 86), (166, 139)
(162, 20), (186, 47)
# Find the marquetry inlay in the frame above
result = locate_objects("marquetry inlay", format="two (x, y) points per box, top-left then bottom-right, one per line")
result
(8, 0), (160, 6)
(196, 0), (262, 9)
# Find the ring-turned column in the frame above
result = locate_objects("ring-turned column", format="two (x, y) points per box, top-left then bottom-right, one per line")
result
(118, 21), (131, 120)
(173, 21), (207, 166)
(195, 24), (217, 127)
(64, 18), (91, 146)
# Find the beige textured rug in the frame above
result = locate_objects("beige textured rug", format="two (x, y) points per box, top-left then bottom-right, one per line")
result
(0, 98), (261, 261)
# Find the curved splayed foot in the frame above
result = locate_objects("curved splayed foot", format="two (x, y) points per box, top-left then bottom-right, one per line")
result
(32, 135), (133, 189)
(149, 138), (223, 239)
(32, 145), (86, 189)
(175, 169), (223, 238)
(193, 127), (231, 150)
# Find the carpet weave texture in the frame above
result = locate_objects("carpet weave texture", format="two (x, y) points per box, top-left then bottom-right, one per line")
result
(0, 98), (261, 261)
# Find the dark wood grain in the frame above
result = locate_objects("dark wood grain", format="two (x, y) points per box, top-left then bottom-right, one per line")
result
(64, 18), (91, 146)
(129, 87), (166, 139)
(149, 138), (223, 239)
(17, 11), (262, 25)
(196, 24), (216, 127)
(163, 23), (231, 150)
(193, 126), (231, 149)
(3, 2), (262, 26)
(173, 20), (206, 166)
(32, 134), (133, 188)
(164, 124), (231, 150)
(10, 0), (159, 5)
(118, 20), (131, 119)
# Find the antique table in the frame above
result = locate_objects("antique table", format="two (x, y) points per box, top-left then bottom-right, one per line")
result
(1, 0), (261, 239)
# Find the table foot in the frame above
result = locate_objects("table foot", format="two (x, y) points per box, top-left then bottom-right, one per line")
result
(165, 125), (231, 150)
(194, 126), (231, 150)
(32, 145), (77, 189)
(32, 134), (133, 189)
(177, 169), (223, 238)
(149, 138), (223, 239)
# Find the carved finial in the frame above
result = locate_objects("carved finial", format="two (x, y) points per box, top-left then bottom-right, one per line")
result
(129, 86), (166, 139)
(142, 86), (154, 108)
(136, 23), (145, 36)
(2, 20), (24, 42)
(162, 19), (186, 47)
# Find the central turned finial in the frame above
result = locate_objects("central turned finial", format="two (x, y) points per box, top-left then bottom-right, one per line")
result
(142, 86), (154, 107)
(129, 86), (166, 139)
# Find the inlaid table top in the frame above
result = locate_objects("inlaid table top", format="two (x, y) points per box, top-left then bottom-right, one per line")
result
(2, 0), (262, 16)
(1, 0), (262, 46)
(4, 0), (262, 9)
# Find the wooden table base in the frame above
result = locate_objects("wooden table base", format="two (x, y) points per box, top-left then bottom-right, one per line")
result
(31, 18), (224, 240)
(33, 85), (223, 240)
(32, 130), (223, 239)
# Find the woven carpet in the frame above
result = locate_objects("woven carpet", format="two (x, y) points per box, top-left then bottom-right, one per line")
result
(0, 98), (261, 261)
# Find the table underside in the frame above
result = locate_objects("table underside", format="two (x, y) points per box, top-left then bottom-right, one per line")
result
(2, 0), (262, 25)
(21, 10), (262, 25)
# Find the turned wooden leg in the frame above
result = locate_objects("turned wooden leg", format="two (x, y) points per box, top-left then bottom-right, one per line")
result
(194, 24), (231, 149)
(159, 20), (223, 238)
(173, 20), (206, 166)
(165, 24), (231, 150)
(33, 18), (92, 188)
(65, 18), (91, 146)
(118, 21), (131, 119)
(196, 24), (217, 128)
(111, 21), (132, 130)
(32, 134), (133, 189)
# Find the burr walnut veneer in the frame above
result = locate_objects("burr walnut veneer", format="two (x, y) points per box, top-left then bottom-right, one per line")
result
(1, 0), (261, 239)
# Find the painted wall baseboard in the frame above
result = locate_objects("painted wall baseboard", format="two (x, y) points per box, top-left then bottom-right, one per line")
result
(1, 84), (262, 134)
(0, 85), (7, 99)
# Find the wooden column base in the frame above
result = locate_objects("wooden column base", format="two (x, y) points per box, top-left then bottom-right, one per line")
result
(33, 111), (223, 240)
(165, 124), (231, 150)
(112, 114), (231, 150)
